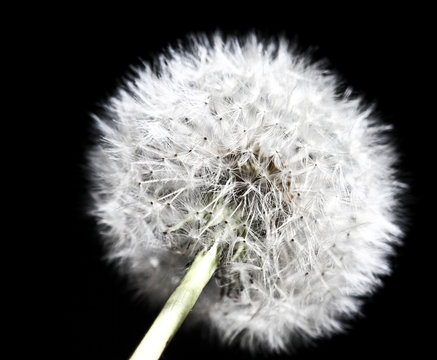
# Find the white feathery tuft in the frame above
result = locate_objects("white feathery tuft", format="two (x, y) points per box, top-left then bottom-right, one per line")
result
(89, 33), (404, 353)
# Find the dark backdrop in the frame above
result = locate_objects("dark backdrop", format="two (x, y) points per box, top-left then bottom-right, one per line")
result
(43, 5), (432, 360)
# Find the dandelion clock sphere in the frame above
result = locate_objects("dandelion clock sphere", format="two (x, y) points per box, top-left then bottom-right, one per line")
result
(89, 34), (403, 358)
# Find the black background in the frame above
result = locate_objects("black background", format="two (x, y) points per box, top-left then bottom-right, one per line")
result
(40, 4), (432, 360)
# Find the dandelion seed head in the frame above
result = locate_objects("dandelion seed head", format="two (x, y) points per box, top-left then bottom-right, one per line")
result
(89, 33), (404, 352)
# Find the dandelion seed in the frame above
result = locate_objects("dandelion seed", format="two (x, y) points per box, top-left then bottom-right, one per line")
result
(89, 33), (404, 356)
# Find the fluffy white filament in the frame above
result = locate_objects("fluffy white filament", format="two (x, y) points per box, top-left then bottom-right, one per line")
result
(89, 34), (403, 353)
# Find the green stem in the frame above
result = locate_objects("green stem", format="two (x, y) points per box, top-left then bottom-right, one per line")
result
(129, 243), (220, 360)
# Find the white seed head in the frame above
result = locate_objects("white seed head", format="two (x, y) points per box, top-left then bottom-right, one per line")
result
(89, 34), (404, 353)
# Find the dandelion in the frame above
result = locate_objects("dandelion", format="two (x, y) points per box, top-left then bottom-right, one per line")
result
(89, 33), (404, 359)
